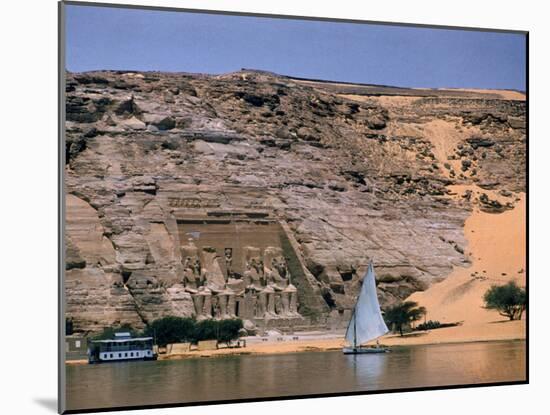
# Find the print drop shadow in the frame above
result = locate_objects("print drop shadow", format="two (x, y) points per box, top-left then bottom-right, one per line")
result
(34, 398), (57, 413)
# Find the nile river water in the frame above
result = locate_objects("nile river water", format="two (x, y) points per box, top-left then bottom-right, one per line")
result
(66, 340), (526, 411)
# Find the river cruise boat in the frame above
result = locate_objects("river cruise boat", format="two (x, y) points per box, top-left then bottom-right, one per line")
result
(88, 332), (157, 363)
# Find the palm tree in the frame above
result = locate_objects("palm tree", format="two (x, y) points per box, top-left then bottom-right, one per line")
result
(384, 301), (427, 336)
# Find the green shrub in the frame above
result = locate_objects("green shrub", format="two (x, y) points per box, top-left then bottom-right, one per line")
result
(384, 301), (426, 336)
(97, 316), (245, 347)
(483, 281), (526, 320)
(217, 319), (244, 343)
(414, 320), (460, 331)
(193, 319), (219, 342)
(143, 316), (195, 347)
(65, 318), (74, 335)
(416, 320), (442, 331)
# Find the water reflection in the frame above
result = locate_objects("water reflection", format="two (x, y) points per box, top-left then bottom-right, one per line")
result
(66, 340), (526, 411)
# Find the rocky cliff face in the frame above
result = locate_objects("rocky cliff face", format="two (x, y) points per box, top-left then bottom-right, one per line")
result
(64, 69), (526, 333)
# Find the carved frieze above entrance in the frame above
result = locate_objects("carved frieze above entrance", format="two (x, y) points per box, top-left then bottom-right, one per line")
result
(168, 197), (220, 209)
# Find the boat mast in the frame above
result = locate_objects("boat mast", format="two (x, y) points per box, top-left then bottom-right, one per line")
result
(353, 311), (357, 349)
(351, 273), (361, 349)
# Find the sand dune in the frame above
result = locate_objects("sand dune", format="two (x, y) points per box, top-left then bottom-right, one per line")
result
(442, 88), (525, 101)
(408, 187), (526, 331)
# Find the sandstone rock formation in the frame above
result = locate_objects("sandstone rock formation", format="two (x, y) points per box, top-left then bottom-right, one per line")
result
(64, 69), (526, 334)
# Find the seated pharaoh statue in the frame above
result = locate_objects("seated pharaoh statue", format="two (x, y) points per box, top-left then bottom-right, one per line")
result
(243, 246), (265, 290)
(223, 247), (245, 293)
(199, 246), (226, 293)
(263, 246), (290, 290)
(180, 241), (203, 293)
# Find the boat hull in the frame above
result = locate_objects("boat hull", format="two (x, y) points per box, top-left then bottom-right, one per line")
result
(342, 347), (389, 354)
(89, 355), (158, 364)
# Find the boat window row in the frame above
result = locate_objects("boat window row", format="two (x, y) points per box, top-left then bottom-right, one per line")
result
(102, 350), (152, 359)
(97, 342), (153, 352)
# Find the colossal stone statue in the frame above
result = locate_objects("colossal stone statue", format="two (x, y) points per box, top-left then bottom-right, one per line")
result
(180, 241), (301, 325)
(263, 246), (290, 290)
(281, 290), (290, 316)
(274, 293), (283, 315)
(226, 276), (245, 293)
(243, 246), (264, 290)
(181, 257), (196, 290)
(262, 285), (276, 317)
(224, 248), (233, 281)
(192, 286), (212, 319)
(200, 287), (213, 319)
(211, 295), (220, 319)
(192, 291), (204, 316)
(256, 288), (267, 317)
(180, 241), (203, 292)
(200, 247), (226, 292)
(285, 283), (299, 316)
(227, 292), (237, 317)
(217, 288), (234, 319)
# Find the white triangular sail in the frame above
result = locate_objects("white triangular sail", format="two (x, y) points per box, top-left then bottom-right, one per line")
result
(345, 261), (389, 346)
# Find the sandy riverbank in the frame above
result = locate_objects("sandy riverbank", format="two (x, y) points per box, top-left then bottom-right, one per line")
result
(154, 326), (525, 361)
(66, 321), (525, 364)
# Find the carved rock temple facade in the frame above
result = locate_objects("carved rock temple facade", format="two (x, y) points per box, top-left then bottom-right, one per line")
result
(178, 214), (301, 327)
(65, 186), (330, 335)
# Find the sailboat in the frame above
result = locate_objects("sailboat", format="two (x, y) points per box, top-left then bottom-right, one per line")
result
(343, 260), (390, 354)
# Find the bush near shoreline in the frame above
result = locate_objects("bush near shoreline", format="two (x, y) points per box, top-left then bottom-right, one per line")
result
(90, 317), (244, 347)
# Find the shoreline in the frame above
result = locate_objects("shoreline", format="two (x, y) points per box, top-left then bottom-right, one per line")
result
(65, 321), (525, 365)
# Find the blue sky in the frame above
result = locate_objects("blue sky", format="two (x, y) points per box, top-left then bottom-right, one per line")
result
(65, 4), (526, 90)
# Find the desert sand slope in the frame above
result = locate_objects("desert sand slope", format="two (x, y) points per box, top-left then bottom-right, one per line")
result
(442, 88), (525, 101)
(407, 187), (526, 338)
